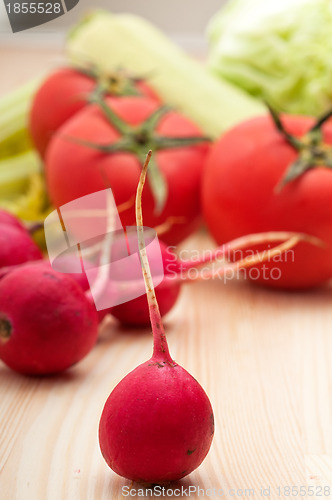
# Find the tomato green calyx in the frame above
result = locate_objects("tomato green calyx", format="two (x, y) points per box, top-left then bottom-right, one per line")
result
(74, 62), (144, 99)
(0, 316), (12, 342)
(65, 96), (210, 214)
(267, 105), (332, 192)
(266, 104), (302, 150)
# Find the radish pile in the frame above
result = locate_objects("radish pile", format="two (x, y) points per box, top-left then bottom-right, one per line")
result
(1, 10), (332, 492)
(0, 155), (315, 482)
(0, 194), (313, 378)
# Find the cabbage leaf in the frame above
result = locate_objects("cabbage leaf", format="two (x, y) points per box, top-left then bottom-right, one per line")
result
(207, 0), (332, 116)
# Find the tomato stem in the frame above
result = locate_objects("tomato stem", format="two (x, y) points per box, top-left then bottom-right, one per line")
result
(72, 61), (144, 98)
(309, 108), (332, 132)
(266, 103), (302, 150)
(266, 104), (332, 191)
(94, 97), (130, 135)
(63, 94), (211, 215)
(139, 106), (171, 133)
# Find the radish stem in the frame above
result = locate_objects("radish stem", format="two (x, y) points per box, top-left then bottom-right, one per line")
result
(154, 215), (187, 237)
(172, 235), (301, 283)
(181, 231), (325, 271)
(105, 231), (316, 293)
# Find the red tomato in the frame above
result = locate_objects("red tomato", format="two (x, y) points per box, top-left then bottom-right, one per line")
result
(45, 96), (209, 245)
(29, 68), (160, 158)
(202, 113), (332, 289)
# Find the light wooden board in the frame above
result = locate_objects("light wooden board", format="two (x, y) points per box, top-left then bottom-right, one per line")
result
(1, 47), (332, 500)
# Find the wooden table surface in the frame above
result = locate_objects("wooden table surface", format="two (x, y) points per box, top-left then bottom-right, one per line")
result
(1, 46), (332, 500)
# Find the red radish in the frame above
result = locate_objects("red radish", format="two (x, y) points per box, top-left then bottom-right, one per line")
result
(30, 66), (160, 157)
(0, 209), (46, 238)
(99, 151), (214, 483)
(0, 258), (89, 287)
(0, 258), (108, 323)
(39, 261), (108, 323)
(0, 209), (26, 232)
(0, 223), (42, 268)
(109, 238), (180, 326)
(0, 262), (99, 375)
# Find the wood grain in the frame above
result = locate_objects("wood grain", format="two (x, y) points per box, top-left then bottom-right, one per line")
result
(1, 46), (332, 499)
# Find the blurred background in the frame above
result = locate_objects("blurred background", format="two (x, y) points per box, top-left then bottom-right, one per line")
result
(0, 0), (226, 51)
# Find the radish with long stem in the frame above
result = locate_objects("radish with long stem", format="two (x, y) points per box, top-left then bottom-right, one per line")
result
(98, 151), (214, 483)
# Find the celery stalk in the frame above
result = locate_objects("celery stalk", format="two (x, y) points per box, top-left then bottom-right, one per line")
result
(0, 79), (42, 159)
(67, 11), (264, 138)
(0, 150), (41, 198)
(0, 172), (49, 221)
(0, 78), (51, 227)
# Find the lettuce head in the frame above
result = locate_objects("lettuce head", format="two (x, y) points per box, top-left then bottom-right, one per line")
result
(207, 0), (332, 115)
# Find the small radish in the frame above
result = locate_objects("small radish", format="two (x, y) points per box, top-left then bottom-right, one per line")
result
(0, 223), (42, 268)
(0, 263), (99, 375)
(99, 151), (214, 483)
(0, 208), (47, 240)
(0, 258), (88, 286)
(0, 257), (108, 323)
(109, 238), (181, 326)
(40, 260), (110, 323)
